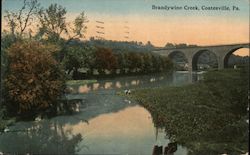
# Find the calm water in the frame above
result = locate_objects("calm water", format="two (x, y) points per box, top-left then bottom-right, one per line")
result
(0, 72), (201, 154)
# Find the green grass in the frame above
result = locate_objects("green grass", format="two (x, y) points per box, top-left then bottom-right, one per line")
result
(66, 80), (97, 86)
(127, 68), (249, 154)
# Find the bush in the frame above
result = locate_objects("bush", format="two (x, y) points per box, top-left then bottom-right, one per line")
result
(4, 41), (65, 117)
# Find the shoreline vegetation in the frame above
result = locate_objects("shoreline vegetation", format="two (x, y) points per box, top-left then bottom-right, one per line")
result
(126, 68), (249, 154)
(0, 0), (174, 125)
(66, 80), (97, 86)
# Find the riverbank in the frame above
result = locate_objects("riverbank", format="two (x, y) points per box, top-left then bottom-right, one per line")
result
(128, 68), (249, 154)
(0, 79), (97, 132)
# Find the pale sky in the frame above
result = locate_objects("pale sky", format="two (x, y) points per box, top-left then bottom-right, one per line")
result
(2, 0), (250, 55)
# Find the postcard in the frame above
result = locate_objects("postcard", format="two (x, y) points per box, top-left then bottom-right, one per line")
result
(1, 0), (249, 154)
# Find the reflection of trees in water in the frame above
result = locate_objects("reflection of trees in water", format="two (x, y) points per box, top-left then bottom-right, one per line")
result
(67, 73), (174, 94)
(0, 89), (136, 154)
(0, 121), (83, 154)
(56, 91), (136, 128)
(152, 142), (177, 155)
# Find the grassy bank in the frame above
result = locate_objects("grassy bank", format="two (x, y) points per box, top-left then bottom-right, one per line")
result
(129, 68), (249, 154)
(66, 80), (97, 86)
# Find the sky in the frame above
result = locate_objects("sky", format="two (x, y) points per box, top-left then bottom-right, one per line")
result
(2, 0), (250, 55)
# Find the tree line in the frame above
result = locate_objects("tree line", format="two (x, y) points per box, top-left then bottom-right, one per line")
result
(1, 0), (173, 118)
(63, 43), (173, 79)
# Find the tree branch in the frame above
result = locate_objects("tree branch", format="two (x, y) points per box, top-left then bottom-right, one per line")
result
(21, 0), (36, 34)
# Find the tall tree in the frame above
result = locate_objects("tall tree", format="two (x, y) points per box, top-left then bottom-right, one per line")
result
(36, 4), (88, 43)
(4, 0), (40, 37)
(36, 4), (67, 41)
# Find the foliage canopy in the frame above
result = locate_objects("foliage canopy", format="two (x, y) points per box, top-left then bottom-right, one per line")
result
(4, 41), (65, 116)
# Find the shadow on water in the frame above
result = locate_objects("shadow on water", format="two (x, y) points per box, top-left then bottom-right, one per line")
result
(0, 72), (203, 154)
(0, 121), (83, 154)
(56, 92), (137, 126)
(66, 72), (200, 94)
(0, 92), (136, 154)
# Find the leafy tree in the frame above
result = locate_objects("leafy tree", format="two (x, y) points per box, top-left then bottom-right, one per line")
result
(128, 52), (145, 73)
(1, 33), (24, 112)
(4, 41), (65, 117)
(36, 3), (88, 62)
(151, 54), (161, 72)
(36, 4), (88, 43)
(161, 56), (173, 71)
(62, 45), (95, 79)
(86, 39), (155, 53)
(94, 47), (118, 75)
(114, 52), (127, 75)
(36, 4), (67, 42)
(141, 53), (153, 73)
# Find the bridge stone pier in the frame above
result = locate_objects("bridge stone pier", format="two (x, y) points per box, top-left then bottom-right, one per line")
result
(152, 43), (249, 73)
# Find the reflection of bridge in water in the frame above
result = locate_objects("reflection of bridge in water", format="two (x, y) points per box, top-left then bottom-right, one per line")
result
(153, 43), (249, 72)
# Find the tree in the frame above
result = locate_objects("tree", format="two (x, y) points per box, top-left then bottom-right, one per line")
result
(126, 52), (142, 73)
(114, 52), (127, 75)
(36, 4), (88, 43)
(4, 41), (65, 117)
(142, 53), (153, 73)
(165, 43), (175, 48)
(62, 44), (95, 79)
(151, 54), (161, 72)
(3, 1), (88, 43)
(161, 56), (173, 71)
(94, 47), (118, 76)
(145, 41), (154, 49)
(4, 0), (40, 37)
(36, 4), (88, 62)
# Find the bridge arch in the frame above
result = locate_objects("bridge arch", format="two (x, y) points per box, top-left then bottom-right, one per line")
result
(223, 47), (249, 68)
(192, 49), (218, 71)
(168, 51), (188, 70)
(168, 51), (188, 61)
(152, 43), (249, 71)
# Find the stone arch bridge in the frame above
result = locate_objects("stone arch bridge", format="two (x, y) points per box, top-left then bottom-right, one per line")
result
(152, 43), (249, 72)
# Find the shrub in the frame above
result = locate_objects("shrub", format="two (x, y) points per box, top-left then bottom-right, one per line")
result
(129, 68), (248, 154)
(4, 41), (65, 117)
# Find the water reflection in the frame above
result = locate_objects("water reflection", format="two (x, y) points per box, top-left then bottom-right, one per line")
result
(68, 72), (203, 94)
(152, 142), (177, 155)
(0, 105), (187, 154)
(0, 121), (82, 154)
(78, 85), (91, 93)
(65, 106), (187, 154)
(0, 72), (203, 154)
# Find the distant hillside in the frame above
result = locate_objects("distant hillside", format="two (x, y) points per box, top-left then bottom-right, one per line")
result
(68, 38), (155, 53)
